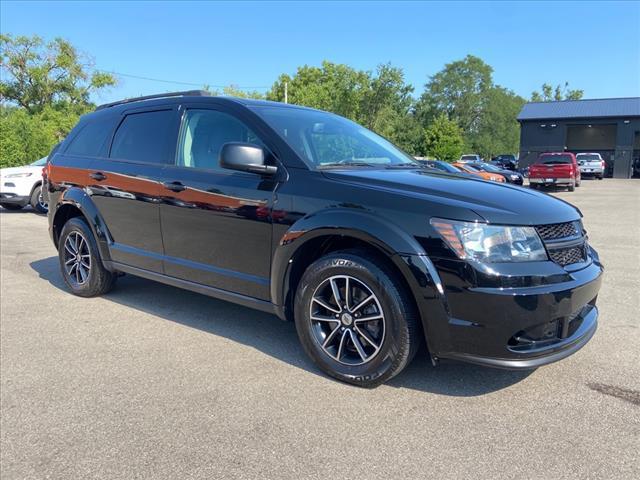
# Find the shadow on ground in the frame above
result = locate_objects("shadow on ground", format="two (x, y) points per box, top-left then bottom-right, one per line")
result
(0, 206), (43, 215)
(30, 256), (532, 396)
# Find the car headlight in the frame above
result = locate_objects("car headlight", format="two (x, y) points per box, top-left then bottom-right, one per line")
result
(4, 172), (33, 178)
(430, 218), (548, 263)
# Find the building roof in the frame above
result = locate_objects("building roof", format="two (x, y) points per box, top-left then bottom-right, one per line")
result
(517, 97), (640, 121)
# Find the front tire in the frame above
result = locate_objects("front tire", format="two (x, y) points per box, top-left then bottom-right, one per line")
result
(30, 185), (48, 214)
(294, 250), (420, 388)
(568, 181), (575, 192)
(58, 217), (116, 297)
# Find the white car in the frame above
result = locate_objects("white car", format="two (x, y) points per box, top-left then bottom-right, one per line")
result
(0, 157), (48, 213)
(459, 154), (482, 163)
(576, 153), (605, 180)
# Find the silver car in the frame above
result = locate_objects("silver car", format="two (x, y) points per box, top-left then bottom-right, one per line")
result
(576, 153), (605, 180)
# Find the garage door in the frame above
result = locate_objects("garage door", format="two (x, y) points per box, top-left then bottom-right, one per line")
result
(566, 124), (616, 150)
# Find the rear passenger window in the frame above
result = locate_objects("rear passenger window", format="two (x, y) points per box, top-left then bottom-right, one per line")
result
(110, 110), (175, 163)
(66, 117), (115, 157)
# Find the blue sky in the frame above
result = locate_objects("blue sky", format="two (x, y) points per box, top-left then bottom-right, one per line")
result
(2, 1), (639, 104)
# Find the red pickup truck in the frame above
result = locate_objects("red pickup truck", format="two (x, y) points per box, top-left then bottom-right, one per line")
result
(529, 152), (581, 191)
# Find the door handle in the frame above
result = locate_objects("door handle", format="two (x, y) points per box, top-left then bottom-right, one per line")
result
(89, 171), (107, 181)
(162, 181), (186, 192)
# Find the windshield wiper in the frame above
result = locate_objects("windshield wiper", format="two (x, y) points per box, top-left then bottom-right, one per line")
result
(385, 162), (423, 169)
(318, 161), (380, 169)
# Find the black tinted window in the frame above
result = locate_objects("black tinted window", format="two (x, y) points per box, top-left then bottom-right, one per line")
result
(110, 110), (174, 163)
(66, 117), (115, 157)
(540, 155), (572, 164)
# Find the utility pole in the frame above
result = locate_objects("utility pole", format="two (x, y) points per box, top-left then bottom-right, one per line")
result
(284, 82), (288, 104)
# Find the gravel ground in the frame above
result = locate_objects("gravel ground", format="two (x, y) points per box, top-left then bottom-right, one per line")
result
(1, 179), (639, 479)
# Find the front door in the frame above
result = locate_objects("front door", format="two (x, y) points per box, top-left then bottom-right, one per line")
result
(158, 106), (278, 300)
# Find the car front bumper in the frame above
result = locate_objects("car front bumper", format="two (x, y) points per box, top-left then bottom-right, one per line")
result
(400, 249), (603, 370)
(0, 192), (30, 206)
(506, 177), (524, 185)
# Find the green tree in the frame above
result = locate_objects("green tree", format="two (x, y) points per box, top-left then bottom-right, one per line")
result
(531, 82), (583, 102)
(423, 114), (465, 161)
(0, 34), (116, 168)
(203, 84), (265, 99)
(267, 61), (370, 121)
(470, 86), (526, 158)
(360, 63), (413, 128)
(1, 34), (116, 114)
(416, 55), (493, 135)
(266, 61), (416, 152)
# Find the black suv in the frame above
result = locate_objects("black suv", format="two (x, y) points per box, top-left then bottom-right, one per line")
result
(45, 91), (603, 387)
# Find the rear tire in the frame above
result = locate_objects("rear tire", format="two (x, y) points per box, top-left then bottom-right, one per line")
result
(58, 217), (116, 297)
(0, 203), (23, 211)
(294, 249), (421, 388)
(30, 185), (48, 214)
(568, 182), (575, 192)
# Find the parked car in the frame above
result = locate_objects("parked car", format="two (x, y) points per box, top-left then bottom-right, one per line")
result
(45, 91), (603, 387)
(459, 154), (482, 163)
(576, 153), (605, 180)
(491, 154), (518, 171)
(453, 162), (506, 182)
(418, 159), (468, 175)
(529, 152), (581, 191)
(0, 157), (48, 213)
(468, 162), (524, 185)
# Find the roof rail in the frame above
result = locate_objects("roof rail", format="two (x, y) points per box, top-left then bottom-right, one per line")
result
(96, 90), (212, 110)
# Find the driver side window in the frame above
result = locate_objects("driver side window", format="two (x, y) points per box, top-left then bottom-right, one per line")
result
(178, 109), (264, 171)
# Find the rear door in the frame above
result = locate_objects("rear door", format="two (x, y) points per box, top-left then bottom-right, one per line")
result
(157, 104), (279, 300)
(90, 106), (180, 272)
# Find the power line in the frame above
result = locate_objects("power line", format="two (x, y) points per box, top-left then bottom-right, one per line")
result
(94, 69), (271, 90)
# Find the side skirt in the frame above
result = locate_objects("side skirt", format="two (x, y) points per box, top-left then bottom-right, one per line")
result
(105, 261), (277, 315)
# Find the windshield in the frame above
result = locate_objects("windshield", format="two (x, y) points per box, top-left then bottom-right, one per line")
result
(539, 155), (572, 164)
(433, 161), (460, 173)
(496, 155), (515, 161)
(460, 155), (478, 161)
(252, 106), (417, 168)
(474, 162), (501, 172)
(576, 154), (601, 161)
(31, 157), (47, 166)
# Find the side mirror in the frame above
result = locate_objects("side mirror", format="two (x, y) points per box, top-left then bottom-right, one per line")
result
(220, 142), (277, 175)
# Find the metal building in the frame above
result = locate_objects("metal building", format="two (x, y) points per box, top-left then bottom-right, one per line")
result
(517, 97), (640, 178)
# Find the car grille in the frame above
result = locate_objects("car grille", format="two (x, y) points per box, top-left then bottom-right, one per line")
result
(536, 221), (587, 266)
(536, 221), (580, 240)
(548, 246), (586, 266)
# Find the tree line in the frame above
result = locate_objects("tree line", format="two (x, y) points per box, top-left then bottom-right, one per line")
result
(0, 34), (583, 168)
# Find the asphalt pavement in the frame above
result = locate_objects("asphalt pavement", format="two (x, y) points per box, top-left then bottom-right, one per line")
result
(1, 179), (639, 479)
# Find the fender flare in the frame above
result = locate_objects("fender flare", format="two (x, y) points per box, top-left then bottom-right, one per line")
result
(271, 208), (430, 307)
(52, 187), (113, 264)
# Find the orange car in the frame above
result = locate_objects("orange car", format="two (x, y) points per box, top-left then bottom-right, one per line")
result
(452, 162), (505, 182)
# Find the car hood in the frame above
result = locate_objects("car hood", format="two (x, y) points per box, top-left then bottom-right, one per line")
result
(322, 168), (580, 225)
(0, 165), (41, 176)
